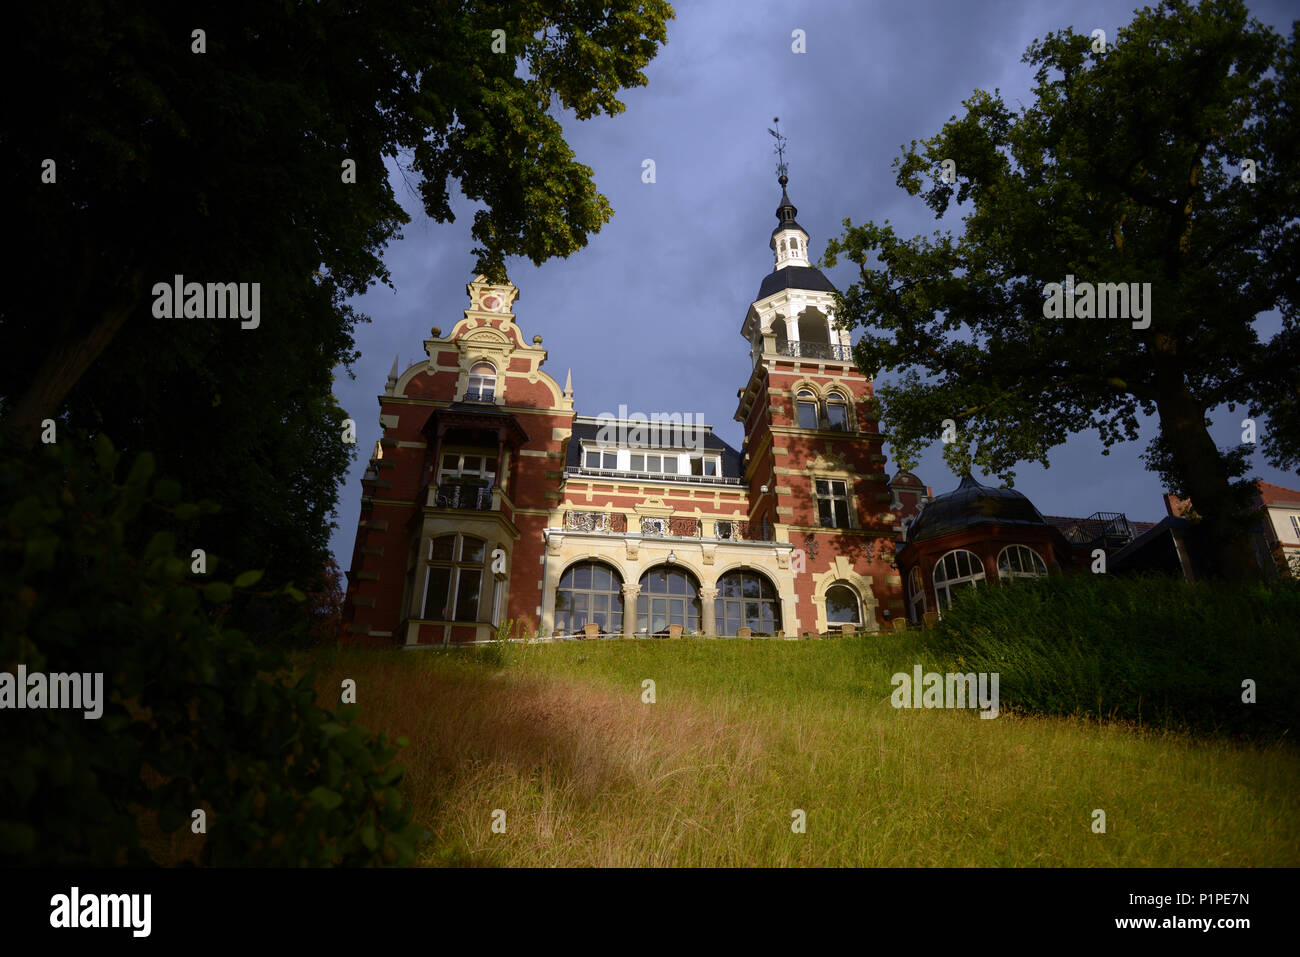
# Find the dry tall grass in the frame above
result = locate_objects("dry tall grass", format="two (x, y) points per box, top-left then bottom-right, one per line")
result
(304, 641), (1300, 867)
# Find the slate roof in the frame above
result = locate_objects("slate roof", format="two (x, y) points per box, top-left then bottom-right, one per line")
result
(905, 474), (1049, 544)
(756, 265), (838, 301)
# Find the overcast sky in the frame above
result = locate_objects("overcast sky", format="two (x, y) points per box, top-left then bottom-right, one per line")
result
(329, 0), (1298, 566)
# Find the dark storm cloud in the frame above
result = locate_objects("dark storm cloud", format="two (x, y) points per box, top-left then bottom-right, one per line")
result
(330, 0), (1298, 563)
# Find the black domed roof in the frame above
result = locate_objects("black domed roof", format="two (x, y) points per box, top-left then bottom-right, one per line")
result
(905, 474), (1048, 544)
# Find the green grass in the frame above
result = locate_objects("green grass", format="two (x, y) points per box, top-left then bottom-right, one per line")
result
(306, 635), (1300, 866)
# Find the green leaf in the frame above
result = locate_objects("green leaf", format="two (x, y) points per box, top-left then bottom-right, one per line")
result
(203, 582), (232, 603)
(308, 786), (343, 811)
(234, 570), (264, 589)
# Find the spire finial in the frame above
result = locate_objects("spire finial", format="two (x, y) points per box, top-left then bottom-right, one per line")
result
(767, 117), (788, 186)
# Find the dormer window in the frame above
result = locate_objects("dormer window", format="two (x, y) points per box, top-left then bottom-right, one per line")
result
(467, 362), (496, 401)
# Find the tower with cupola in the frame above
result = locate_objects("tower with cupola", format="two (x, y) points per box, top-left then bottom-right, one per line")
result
(733, 145), (905, 631)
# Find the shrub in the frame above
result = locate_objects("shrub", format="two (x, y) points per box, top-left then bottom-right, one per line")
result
(922, 572), (1300, 736)
(0, 434), (426, 865)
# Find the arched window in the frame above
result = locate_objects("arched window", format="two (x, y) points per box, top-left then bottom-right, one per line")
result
(555, 561), (623, 636)
(422, 534), (489, 622)
(796, 389), (820, 429)
(932, 549), (986, 611)
(825, 583), (860, 625)
(715, 569), (782, 636)
(467, 361), (496, 401)
(998, 545), (1048, 581)
(908, 566), (927, 622)
(825, 391), (848, 431)
(637, 565), (701, 636)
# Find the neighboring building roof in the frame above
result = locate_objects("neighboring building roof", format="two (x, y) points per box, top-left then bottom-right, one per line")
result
(564, 417), (743, 478)
(1256, 480), (1300, 508)
(905, 474), (1049, 544)
(890, 470), (926, 488)
(1043, 515), (1158, 538)
(756, 265), (838, 300)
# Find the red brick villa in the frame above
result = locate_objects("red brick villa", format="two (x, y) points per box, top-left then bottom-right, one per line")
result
(340, 179), (1295, 645)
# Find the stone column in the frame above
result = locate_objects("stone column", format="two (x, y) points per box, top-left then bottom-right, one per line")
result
(699, 585), (718, 637)
(621, 584), (641, 638)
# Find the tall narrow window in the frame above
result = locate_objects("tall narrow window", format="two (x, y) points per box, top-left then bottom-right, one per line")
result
(422, 534), (488, 621)
(467, 362), (496, 401)
(825, 392), (848, 431)
(815, 479), (851, 528)
(796, 390), (819, 429)
(908, 567), (927, 622)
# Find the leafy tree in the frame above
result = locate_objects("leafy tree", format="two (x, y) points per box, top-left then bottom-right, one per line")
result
(0, 435), (425, 865)
(0, 0), (672, 601)
(824, 0), (1298, 579)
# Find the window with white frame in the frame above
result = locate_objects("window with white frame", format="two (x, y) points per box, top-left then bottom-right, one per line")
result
(466, 361), (496, 400)
(422, 534), (489, 622)
(825, 582), (860, 625)
(815, 478), (852, 528)
(439, 451), (497, 484)
(933, 549), (986, 611)
(1291, 515), (1300, 539)
(583, 447), (618, 470)
(627, 452), (680, 475)
(997, 545), (1048, 581)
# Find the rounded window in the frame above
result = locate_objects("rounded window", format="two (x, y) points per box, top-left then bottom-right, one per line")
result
(998, 545), (1048, 581)
(932, 549), (986, 611)
(468, 362), (496, 400)
(825, 583), (860, 625)
(714, 569), (782, 636)
(555, 561), (623, 636)
(637, 565), (702, 636)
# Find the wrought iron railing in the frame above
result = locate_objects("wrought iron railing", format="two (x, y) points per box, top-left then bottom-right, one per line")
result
(714, 519), (769, 541)
(433, 484), (493, 510)
(564, 510), (628, 533)
(568, 466), (742, 486)
(775, 339), (852, 361)
(639, 516), (701, 538)
(462, 388), (495, 402)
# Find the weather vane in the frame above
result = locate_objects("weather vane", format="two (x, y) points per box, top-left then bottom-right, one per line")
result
(767, 116), (788, 184)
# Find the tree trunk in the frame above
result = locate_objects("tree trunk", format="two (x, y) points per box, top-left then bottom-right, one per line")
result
(2, 274), (143, 446)
(1153, 383), (1261, 581)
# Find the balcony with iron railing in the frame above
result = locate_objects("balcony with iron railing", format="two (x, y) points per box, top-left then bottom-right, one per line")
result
(774, 339), (853, 361)
(428, 483), (495, 511)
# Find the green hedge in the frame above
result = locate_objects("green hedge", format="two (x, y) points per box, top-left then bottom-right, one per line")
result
(0, 434), (426, 865)
(922, 572), (1300, 736)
